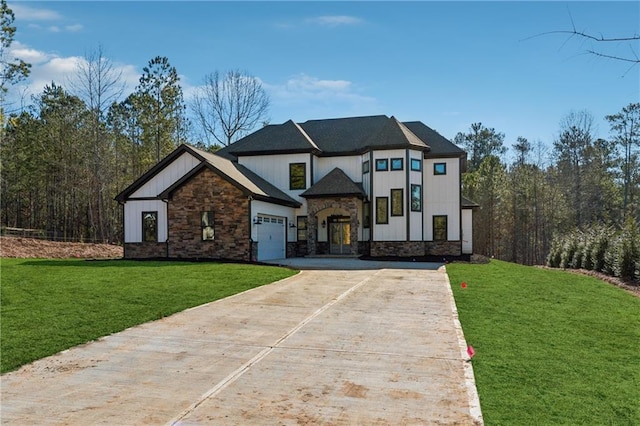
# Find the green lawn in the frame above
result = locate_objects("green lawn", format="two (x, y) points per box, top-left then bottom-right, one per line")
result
(0, 258), (297, 373)
(447, 260), (640, 425)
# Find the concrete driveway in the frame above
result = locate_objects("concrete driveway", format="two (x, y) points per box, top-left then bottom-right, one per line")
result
(1, 260), (482, 425)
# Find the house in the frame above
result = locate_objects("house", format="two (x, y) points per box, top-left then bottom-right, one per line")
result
(115, 115), (478, 261)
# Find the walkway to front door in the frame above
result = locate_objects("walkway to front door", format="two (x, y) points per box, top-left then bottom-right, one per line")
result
(329, 216), (350, 255)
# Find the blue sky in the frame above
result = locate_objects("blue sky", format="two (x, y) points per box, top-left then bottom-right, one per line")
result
(7, 1), (639, 158)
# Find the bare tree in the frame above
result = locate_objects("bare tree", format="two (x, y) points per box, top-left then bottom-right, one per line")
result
(192, 70), (269, 146)
(69, 45), (125, 242)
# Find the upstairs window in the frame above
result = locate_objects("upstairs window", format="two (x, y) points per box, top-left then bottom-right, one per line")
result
(411, 158), (422, 171)
(375, 159), (388, 171)
(390, 158), (403, 171)
(142, 211), (158, 242)
(434, 162), (447, 175)
(289, 163), (306, 190)
(363, 160), (370, 174)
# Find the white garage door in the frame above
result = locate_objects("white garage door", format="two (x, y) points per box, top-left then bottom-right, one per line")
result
(257, 215), (285, 261)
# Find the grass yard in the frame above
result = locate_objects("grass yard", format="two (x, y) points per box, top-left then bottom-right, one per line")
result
(447, 260), (640, 425)
(0, 258), (297, 373)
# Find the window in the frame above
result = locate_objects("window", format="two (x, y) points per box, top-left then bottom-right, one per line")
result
(376, 197), (388, 224)
(201, 211), (214, 240)
(391, 158), (403, 171)
(375, 158), (388, 171)
(297, 216), (307, 241)
(434, 162), (447, 175)
(363, 160), (370, 174)
(289, 163), (306, 190)
(363, 202), (371, 228)
(391, 189), (403, 216)
(142, 211), (157, 242)
(411, 158), (422, 171)
(411, 184), (422, 212)
(433, 215), (448, 241)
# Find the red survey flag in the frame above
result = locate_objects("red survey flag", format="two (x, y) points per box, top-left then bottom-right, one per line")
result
(461, 282), (467, 288)
(467, 345), (476, 358)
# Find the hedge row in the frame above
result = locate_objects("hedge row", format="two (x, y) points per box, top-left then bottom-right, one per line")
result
(547, 221), (640, 283)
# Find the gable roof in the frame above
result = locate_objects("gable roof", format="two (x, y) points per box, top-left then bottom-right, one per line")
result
(218, 115), (465, 158)
(115, 144), (301, 208)
(461, 195), (480, 209)
(300, 168), (367, 199)
(402, 121), (465, 157)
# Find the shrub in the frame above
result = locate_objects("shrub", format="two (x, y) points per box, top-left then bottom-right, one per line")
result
(560, 233), (578, 269)
(614, 219), (640, 281)
(589, 227), (611, 273)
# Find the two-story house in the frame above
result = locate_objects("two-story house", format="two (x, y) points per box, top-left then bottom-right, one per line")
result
(115, 115), (477, 261)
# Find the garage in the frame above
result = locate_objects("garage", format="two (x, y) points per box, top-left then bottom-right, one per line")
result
(257, 215), (286, 261)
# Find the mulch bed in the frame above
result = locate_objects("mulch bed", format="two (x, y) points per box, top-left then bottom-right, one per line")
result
(0, 237), (123, 259)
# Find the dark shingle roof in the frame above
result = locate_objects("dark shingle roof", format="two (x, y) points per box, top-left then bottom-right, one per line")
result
(217, 119), (318, 157)
(403, 121), (465, 157)
(300, 168), (366, 199)
(218, 115), (465, 158)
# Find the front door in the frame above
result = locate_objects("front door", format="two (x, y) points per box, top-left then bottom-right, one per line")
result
(329, 216), (351, 255)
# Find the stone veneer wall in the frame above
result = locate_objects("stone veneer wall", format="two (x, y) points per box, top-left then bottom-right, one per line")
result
(287, 241), (307, 258)
(167, 168), (251, 261)
(425, 241), (461, 256)
(370, 241), (462, 257)
(125, 242), (166, 258)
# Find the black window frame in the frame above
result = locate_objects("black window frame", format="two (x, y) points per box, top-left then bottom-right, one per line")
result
(376, 197), (389, 224)
(410, 158), (422, 171)
(410, 184), (422, 212)
(289, 162), (307, 190)
(363, 160), (370, 174)
(433, 215), (448, 241)
(390, 188), (404, 216)
(375, 158), (388, 171)
(434, 162), (447, 175)
(363, 201), (371, 228)
(390, 158), (404, 171)
(142, 211), (158, 242)
(296, 216), (307, 241)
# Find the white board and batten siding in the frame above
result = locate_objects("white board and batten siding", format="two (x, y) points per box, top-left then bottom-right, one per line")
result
(371, 149), (406, 241)
(239, 153), (310, 201)
(424, 158), (461, 241)
(124, 200), (167, 243)
(315, 155), (361, 183)
(462, 209), (473, 254)
(409, 151), (424, 241)
(130, 152), (200, 198)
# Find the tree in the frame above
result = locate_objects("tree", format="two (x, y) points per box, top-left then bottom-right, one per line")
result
(454, 122), (506, 173)
(606, 103), (640, 218)
(134, 56), (186, 164)
(1, 0), (31, 108)
(553, 110), (596, 228)
(192, 69), (269, 147)
(70, 45), (125, 241)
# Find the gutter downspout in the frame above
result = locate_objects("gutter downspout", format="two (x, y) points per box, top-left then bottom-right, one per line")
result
(162, 198), (169, 258)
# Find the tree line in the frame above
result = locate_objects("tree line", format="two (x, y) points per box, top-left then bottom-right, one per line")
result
(457, 105), (639, 267)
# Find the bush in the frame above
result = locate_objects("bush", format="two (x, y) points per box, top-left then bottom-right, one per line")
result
(589, 227), (611, 273)
(613, 219), (639, 281)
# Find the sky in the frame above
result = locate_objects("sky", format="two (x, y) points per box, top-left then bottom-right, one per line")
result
(6, 1), (640, 159)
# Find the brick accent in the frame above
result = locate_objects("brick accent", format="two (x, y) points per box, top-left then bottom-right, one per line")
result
(370, 241), (425, 257)
(125, 242), (166, 258)
(425, 240), (462, 256)
(167, 168), (251, 261)
(370, 240), (462, 257)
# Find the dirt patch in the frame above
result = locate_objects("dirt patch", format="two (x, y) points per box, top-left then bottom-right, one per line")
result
(0, 236), (123, 259)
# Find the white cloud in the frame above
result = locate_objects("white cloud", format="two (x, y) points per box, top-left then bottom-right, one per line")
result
(308, 15), (363, 27)
(262, 74), (378, 119)
(5, 43), (141, 111)
(10, 3), (82, 33)
(65, 24), (83, 32)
